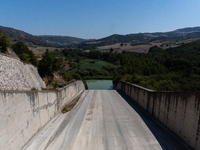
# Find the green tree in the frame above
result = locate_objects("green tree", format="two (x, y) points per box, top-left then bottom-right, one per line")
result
(71, 73), (82, 80)
(12, 41), (39, 66)
(20, 53), (30, 63)
(0, 31), (11, 53)
(63, 72), (72, 81)
(38, 49), (54, 77)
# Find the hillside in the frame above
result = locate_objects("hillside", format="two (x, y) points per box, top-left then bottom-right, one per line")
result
(0, 26), (53, 46)
(0, 26), (85, 47)
(1, 25), (200, 52)
(39, 35), (86, 45)
(78, 27), (200, 49)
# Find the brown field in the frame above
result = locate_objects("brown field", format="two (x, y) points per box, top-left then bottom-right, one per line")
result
(96, 38), (200, 53)
(28, 46), (62, 58)
(28, 38), (200, 58)
(96, 43), (151, 53)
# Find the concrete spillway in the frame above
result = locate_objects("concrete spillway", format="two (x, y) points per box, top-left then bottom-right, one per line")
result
(23, 90), (192, 150)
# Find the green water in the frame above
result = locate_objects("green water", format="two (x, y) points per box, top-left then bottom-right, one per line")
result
(86, 80), (114, 90)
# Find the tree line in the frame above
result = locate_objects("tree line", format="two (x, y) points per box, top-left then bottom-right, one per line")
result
(61, 40), (200, 91)
(2, 30), (200, 91)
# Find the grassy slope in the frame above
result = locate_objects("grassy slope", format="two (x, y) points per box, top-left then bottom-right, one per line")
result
(79, 59), (115, 70)
(78, 59), (115, 79)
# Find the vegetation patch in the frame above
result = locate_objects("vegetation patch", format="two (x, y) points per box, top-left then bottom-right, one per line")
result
(79, 59), (115, 70)
(61, 92), (83, 113)
(31, 87), (38, 91)
(12, 41), (39, 66)
(114, 40), (200, 91)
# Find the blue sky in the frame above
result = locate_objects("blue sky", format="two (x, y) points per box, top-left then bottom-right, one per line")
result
(1, 0), (200, 39)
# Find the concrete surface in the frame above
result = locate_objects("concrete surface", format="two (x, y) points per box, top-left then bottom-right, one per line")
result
(0, 81), (85, 150)
(115, 81), (200, 150)
(23, 90), (192, 150)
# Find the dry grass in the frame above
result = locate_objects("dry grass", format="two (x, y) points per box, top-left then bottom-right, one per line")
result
(28, 46), (62, 58)
(96, 38), (200, 53)
(61, 92), (82, 113)
(96, 43), (151, 53)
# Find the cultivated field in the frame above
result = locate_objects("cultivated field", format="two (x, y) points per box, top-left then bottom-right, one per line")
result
(96, 38), (200, 53)
(28, 46), (61, 58)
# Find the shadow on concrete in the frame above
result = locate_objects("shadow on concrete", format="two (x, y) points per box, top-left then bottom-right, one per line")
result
(116, 90), (194, 150)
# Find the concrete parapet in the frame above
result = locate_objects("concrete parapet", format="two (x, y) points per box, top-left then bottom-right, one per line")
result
(115, 81), (200, 150)
(0, 81), (85, 150)
(57, 80), (85, 111)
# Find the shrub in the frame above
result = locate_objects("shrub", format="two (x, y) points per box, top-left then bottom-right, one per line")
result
(89, 61), (95, 63)
(113, 75), (122, 85)
(0, 31), (11, 53)
(71, 73), (82, 80)
(31, 87), (37, 91)
(53, 81), (59, 88)
(82, 80), (88, 89)
(63, 72), (73, 81)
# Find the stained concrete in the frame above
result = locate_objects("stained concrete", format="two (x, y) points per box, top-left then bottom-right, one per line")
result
(0, 81), (85, 150)
(115, 81), (200, 150)
(23, 90), (192, 150)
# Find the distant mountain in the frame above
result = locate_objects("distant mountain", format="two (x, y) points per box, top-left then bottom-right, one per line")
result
(78, 27), (200, 48)
(39, 35), (86, 45)
(1, 25), (200, 49)
(0, 26), (86, 47)
(173, 27), (200, 34)
(0, 26), (52, 46)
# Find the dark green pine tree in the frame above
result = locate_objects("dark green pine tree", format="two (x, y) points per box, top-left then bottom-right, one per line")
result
(38, 49), (54, 77)
(0, 31), (11, 53)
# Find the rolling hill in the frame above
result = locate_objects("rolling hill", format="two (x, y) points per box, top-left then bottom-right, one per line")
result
(0, 26), (86, 47)
(1, 25), (200, 50)
(78, 27), (200, 48)
(39, 35), (86, 45)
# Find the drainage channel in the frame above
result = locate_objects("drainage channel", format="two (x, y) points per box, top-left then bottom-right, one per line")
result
(61, 91), (84, 113)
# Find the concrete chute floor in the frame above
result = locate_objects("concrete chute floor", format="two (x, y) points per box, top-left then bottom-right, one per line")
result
(23, 90), (192, 150)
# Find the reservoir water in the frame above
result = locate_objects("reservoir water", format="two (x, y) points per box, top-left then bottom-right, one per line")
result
(86, 80), (114, 90)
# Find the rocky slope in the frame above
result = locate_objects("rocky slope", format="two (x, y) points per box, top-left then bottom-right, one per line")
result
(0, 53), (46, 90)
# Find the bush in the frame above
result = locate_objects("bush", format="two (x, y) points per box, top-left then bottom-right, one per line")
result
(71, 73), (82, 80)
(82, 80), (88, 89)
(113, 75), (122, 85)
(63, 72), (73, 81)
(53, 81), (60, 88)
(123, 74), (132, 82)
(103, 65), (116, 72)
(0, 31), (11, 53)
(89, 61), (95, 63)
(53, 81), (66, 88)
(38, 49), (54, 77)
(31, 87), (37, 91)
(12, 41), (38, 66)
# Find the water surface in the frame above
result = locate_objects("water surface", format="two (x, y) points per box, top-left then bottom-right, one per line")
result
(86, 80), (114, 90)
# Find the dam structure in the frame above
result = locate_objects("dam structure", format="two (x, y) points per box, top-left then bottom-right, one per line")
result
(0, 54), (199, 150)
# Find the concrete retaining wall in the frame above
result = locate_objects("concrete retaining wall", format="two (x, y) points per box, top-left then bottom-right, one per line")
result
(115, 81), (200, 150)
(58, 81), (85, 111)
(0, 81), (85, 150)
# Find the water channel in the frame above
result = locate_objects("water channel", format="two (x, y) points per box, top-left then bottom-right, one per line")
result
(86, 80), (114, 90)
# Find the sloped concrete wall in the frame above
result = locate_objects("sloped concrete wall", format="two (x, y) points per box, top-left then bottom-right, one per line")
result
(0, 54), (46, 90)
(0, 91), (58, 150)
(115, 81), (200, 150)
(0, 81), (85, 150)
(58, 81), (85, 111)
